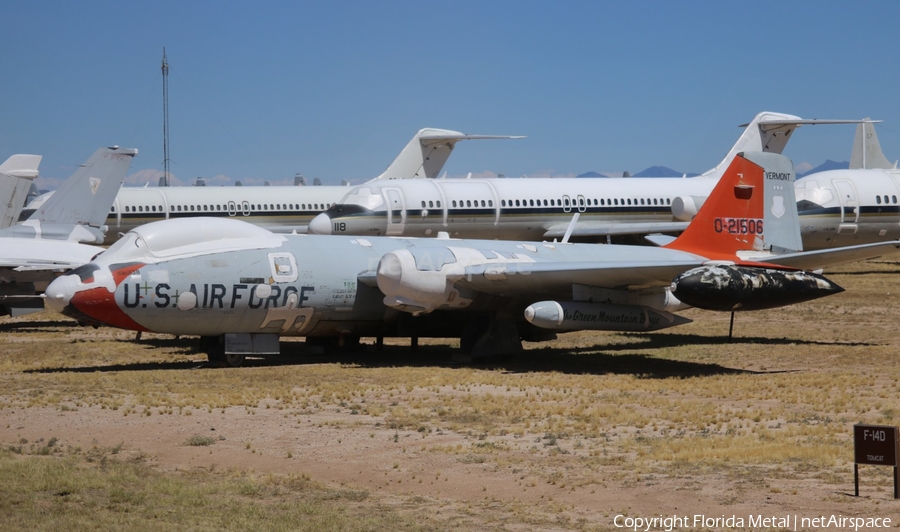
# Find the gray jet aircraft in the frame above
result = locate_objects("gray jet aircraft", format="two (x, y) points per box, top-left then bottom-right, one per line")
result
(46, 151), (900, 366)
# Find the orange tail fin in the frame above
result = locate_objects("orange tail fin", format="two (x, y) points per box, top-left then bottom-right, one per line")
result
(665, 151), (798, 260)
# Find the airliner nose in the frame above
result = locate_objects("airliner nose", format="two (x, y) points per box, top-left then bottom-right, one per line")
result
(45, 274), (79, 314)
(308, 213), (332, 235)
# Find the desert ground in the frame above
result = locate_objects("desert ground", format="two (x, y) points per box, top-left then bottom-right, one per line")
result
(2, 260), (900, 530)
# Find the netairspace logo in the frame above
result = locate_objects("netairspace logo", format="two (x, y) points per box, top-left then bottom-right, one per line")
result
(613, 514), (893, 531)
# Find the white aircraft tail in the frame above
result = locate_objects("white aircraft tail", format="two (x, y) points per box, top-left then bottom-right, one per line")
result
(0, 154), (41, 230)
(371, 128), (523, 181)
(699, 112), (869, 180)
(850, 119), (895, 169)
(10, 147), (137, 243)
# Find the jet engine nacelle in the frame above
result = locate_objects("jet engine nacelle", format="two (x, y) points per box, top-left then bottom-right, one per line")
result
(670, 264), (844, 311)
(671, 195), (707, 221)
(376, 248), (471, 315)
(524, 301), (692, 331)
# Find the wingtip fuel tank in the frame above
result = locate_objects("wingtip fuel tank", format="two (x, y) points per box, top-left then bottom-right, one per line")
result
(670, 264), (844, 311)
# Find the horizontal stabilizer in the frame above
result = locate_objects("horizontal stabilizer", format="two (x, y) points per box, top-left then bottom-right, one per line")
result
(542, 221), (689, 240)
(762, 240), (900, 271)
(747, 118), (881, 130)
(0, 154), (42, 178)
(701, 112), (875, 180)
(417, 131), (526, 144)
(0, 154), (42, 230)
(372, 128), (524, 181)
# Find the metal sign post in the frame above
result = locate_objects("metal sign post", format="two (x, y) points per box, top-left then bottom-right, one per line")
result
(853, 424), (899, 499)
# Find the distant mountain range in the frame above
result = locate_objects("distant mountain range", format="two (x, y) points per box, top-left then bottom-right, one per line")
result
(577, 160), (849, 179)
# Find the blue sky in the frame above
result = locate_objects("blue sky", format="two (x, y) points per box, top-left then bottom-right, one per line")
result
(3, 1), (899, 188)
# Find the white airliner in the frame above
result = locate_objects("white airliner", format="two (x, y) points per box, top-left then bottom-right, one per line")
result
(23, 128), (521, 244)
(796, 120), (900, 250)
(308, 112), (864, 242)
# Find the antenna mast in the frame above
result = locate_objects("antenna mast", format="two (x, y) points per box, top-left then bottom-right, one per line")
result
(161, 48), (170, 186)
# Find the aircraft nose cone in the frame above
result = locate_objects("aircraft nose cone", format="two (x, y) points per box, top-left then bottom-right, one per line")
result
(308, 213), (332, 235)
(45, 275), (79, 314)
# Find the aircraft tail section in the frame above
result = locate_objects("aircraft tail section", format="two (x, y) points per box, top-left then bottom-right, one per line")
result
(371, 128), (523, 181)
(0, 154), (42, 230)
(698, 112), (869, 180)
(666, 151), (801, 260)
(12, 147), (137, 243)
(850, 119), (895, 169)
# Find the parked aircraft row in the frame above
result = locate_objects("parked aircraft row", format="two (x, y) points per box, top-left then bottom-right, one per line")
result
(0, 147), (136, 316)
(44, 151), (900, 366)
(308, 115), (897, 252)
(22, 128), (521, 244)
(6, 111), (900, 365)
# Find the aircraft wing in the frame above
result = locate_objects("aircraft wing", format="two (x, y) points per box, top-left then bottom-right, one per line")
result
(455, 259), (704, 297)
(0, 259), (89, 271)
(542, 221), (690, 240)
(758, 240), (900, 271)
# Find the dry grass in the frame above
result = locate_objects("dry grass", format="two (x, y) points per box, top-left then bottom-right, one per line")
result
(2, 259), (900, 528)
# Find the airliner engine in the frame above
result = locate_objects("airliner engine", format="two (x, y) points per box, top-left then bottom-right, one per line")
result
(671, 195), (707, 221)
(670, 264), (843, 311)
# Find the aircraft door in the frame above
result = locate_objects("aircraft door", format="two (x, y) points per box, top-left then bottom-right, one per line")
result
(832, 179), (859, 234)
(562, 195), (572, 213)
(241, 201), (250, 216)
(576, 195), (587, 213)
(383, 188), (406, 236)
(228, 201), (237, 216)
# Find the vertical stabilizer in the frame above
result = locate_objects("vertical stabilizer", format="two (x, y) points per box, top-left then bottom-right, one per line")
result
(850, 119), (894, 169)
(699, 112), (869, 180)
(0, 154), (42, 230)
(698, 112), (803, 179)
(370, 128), (523, 181)
(12, 147), (137, 243)
(666, 151), (800, 260)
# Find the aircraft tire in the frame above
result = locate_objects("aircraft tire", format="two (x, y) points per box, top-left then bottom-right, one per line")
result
(223, 351), (246, 367)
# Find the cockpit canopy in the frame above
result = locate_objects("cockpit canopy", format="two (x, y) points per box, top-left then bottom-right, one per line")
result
(342, 187), (385, 210)
(103, 218), (285, 262)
